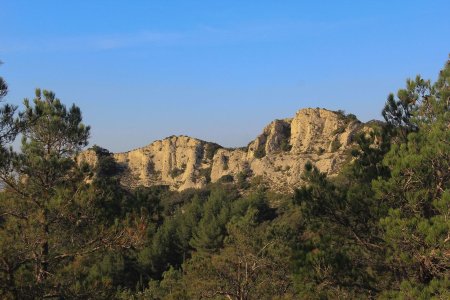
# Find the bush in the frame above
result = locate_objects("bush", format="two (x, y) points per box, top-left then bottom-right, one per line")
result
(199, 167), (212, 183)
(235, 173), (248, 189)
(331, 139), (342, 152)
(222, 156), (229, 170)
(346, 113), (357, 121)
(170, 164), (186, 178)
(218, 174), (234, 183)
(333, 126), (346, 135)
(254, 147), (266, 158)
(205, 143), (222, 160)
(280, 139), (292, 152)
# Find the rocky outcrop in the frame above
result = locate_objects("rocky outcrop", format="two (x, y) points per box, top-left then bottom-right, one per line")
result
(80, 108), (372, 192)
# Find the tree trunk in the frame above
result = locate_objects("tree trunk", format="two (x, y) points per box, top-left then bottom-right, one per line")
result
(37, 209), (49, 283)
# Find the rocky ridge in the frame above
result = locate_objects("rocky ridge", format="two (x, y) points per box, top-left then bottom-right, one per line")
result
(79, 108), (372, 192)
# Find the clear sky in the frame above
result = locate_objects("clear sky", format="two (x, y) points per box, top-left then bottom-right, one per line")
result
(1, 1), (449, 152)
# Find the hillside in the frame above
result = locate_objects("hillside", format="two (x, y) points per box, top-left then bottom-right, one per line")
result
(79, 108), (377, 191)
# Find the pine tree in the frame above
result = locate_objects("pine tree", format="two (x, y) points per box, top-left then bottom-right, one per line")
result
(0, 61), (18, 149)
(292, 161), (385, 298)
(374, 59), (450, 297)
(0, 61), (7, 100)
(184, 211), (292, 300)
(189, 188), (231, 253)
(176, 195), (203, 258)
(0, 89), (145, 298)
(382, 74), (433, 141)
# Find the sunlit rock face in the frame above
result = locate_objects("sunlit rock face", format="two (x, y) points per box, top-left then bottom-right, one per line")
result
(80, 108), (373, 192)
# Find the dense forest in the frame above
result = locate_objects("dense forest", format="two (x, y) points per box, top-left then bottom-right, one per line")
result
(0, 57), (449, 299)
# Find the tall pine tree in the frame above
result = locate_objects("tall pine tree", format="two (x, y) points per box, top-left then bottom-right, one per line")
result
(374, 58), (450, 298)
(0, 89), (145, 298)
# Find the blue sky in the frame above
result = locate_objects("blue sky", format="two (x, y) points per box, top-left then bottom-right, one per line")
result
(1, 1), (449, 152)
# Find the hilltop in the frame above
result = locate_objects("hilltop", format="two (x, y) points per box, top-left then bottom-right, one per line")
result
(79, 108), (379, 191)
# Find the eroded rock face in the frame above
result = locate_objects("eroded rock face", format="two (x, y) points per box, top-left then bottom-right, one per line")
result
(112, 136), (213, 190)
(80, 108), (370, 192)
(247, 119), (292, 159)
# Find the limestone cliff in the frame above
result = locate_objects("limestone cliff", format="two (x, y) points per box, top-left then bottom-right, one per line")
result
(80, 108), (372, 192)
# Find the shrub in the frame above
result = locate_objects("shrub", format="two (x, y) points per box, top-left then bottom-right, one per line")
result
(222, 156), (229, 170)
(254, 147), (266, 159)
(205, 143), (222, 160)
(236, 168), (252, 189)
(333, 126), (346, 135)
(280, 139), (292, 152)
(170, 164), (186, 178)
(198, 167), (212, 183)
(331, 139), (342, 152)
(218, 174), (234, 183)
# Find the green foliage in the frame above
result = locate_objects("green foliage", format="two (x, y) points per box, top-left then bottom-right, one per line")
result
(169, 164), (186, 178)
(116, 266), (189, 299)
(292, 161), (387, 298)
(373, 68), (450, 294)
(232, 189), (277, 223)
(0, 61), (8, 100)
(280, 124), (292, 152)
(346, 113), (357, 121)
(218, 174), (234, 183)
(253, 145), (266, 158)
(330, 138), (342, 152)
(183, 205), (292, 299)
(0, 90), (92, 297)
(382, 74), (434, 141)
(0, 62), (18, 149)
(0, 102), (17, 150)
(204, 142), (222, 161)
(332, 125), (346, 135)
(221, 155), (229, 170)
(198, 166), (212, 183)
(236, 167), (252, 189)
(92, 145), (122, 177)
(280, 138), (292, 152)
(346, 127), (391, 183)
(290, 57), (450, 298)
(336, 109), (359, 123)
(190, 188), (231, 253)
(0, 90), (145, 298)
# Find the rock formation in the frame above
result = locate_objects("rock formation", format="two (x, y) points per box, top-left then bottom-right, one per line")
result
(79, 108), (374, 192)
